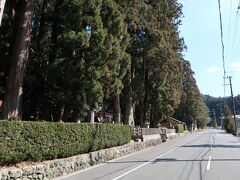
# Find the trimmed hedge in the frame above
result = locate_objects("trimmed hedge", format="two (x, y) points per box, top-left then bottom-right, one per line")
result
(175, 124), (184, 133)
(0, 121), (131, 166)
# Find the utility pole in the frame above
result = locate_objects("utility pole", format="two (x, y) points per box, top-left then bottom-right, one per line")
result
(217, 103), (224, 129)
(212, 109), (217, 127)
(228, 76), (238, 133)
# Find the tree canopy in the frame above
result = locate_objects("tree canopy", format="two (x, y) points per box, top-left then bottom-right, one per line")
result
(0, 0), (210, 128)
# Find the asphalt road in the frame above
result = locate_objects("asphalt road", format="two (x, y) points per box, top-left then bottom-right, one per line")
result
(57, 129), (240, 180)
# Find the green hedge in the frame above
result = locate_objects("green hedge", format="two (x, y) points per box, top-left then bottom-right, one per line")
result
(175, 124), (184, 133)
(0, 121), (131, 166)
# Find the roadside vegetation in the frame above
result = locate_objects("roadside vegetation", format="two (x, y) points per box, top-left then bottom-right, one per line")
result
(0, 121), (131, 166)
(0, 0), (210, 128)
(223, 105), (235, 133)
(175, 124), (185, 133)
(203, 95), (240, 132)
(0, 0), (213, 168)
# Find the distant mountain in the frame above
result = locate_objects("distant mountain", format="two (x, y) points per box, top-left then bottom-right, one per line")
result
(202, 94), (240, 125)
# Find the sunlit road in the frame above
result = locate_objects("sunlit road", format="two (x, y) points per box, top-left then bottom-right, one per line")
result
(57, 129), (240, 180)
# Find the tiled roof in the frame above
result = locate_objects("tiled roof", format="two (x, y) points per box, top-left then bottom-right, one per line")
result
(168, 117), (186, 124)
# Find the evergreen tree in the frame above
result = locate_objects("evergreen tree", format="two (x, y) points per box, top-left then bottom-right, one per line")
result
(117, 0), (185, 127)
(2, 0), (33, 120)
(0, 0), (209, 127)
(174, 60), (210, 128)
(223, 105), (235, 133)
(23, 0), (130, 122)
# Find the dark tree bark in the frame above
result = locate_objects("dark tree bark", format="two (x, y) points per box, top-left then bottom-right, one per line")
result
(139, 65), (150, 127)
(113, 94), (121, 124)
(37, 0), (48, 46)
(61, 105), (71, 122)
(3, 0), (33, 120)
(49, 0), (61, 64)
(139, 100), (145, 127)
(59, 105), (65, 122)
(123, 64), (135, 126)
(40, 0), (61, 121)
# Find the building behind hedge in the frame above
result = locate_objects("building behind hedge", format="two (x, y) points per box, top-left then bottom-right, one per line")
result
(160, 117), (187, 130)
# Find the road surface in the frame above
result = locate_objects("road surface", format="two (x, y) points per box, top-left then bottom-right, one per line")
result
(57, 129), (240, 180)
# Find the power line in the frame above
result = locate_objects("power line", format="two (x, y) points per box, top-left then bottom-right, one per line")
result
(217, 0), (227, 97)
(231, 1), (240, 61)
(235, 26), (240, 58)
(236, 1), (240, 59)
(230, 13), (239, 61)
(227, 0), (233, 62)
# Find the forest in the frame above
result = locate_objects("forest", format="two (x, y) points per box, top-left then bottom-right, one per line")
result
(0, 0), (210, 128)
(203, 94), (240, 126)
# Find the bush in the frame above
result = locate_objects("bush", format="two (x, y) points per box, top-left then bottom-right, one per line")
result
(175, 124), (184, 133)
(0, 121), (131, 166)
(224, 117), (235, 134)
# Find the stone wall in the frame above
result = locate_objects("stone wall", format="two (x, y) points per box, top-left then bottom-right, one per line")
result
(141, 128), (162, 135)
(142, 134), (161, 142)
(0, 132), (188, 180)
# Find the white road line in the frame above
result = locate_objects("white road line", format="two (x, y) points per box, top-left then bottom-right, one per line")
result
(206, 155), (212, 170)
(112, 134), (202, 180)
(206, 133), (214, 171)
(112, 148), (177, 180)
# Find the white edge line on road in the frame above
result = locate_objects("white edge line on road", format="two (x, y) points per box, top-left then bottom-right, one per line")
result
(206, 155), (212, 170)
(112, 147), (177, 180)
(112, 133), (202, 180)
(55, 134), (191, 180)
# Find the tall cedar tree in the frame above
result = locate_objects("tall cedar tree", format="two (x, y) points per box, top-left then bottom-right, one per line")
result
(2, 0), (33, 120)
(116, 0), (185, 127)
(0, 0), (210, 127)
(23, 0), (130, 122)
(174, 60), (210, 128)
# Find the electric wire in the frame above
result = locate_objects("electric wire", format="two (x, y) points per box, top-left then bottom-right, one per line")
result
(217, 0), (227, 97)
(231, 1), (240, 62)
(234, 9), (240, 60)
(230, 13), (239, 61)
(227, 0), (233, 62)
(236, 2), (240, 59)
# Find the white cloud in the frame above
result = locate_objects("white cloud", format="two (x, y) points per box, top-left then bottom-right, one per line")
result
(206, 67), (221, 73)
(230, 62), (240, 72)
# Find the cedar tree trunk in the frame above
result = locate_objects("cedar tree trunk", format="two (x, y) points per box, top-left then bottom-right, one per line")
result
(113, 94), (121, 124)
(90, 110), (95, 123)
(3, 0), (33, 120)
(124, 98), (134, 126)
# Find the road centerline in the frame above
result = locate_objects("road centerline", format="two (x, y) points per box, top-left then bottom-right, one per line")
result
(206, 132), (215, 171)
(206, 155), (212, 170)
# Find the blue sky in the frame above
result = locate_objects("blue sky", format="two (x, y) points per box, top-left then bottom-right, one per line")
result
(179, 0), (240, 97)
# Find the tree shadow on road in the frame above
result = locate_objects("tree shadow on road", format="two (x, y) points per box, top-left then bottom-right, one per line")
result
(181, 144), (240, 148)
(107, 158), (240, 164)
